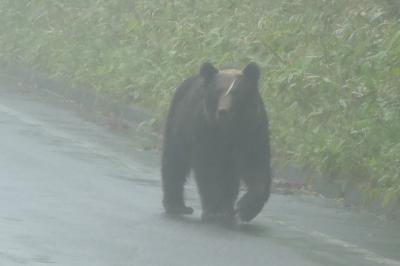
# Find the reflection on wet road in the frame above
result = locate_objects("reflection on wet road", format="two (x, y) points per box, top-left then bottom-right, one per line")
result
(0, 86), (399, 266)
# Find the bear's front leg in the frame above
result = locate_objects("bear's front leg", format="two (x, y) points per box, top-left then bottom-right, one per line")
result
(237, 170), (271, 222)
(161, 148), (193, 215)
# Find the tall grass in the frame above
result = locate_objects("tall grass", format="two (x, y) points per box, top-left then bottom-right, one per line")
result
(0, 0), (399, 205)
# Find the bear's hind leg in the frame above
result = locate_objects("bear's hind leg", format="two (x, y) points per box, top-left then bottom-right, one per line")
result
(219, 173), (240, 221)
(194, 164), (238, 223)
(192, 165), (220, 221)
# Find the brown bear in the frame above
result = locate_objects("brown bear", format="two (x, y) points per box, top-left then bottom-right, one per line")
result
(161, 62), (271, 222)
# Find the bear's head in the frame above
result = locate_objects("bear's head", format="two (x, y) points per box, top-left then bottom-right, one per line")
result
(199, 62), (260, 127)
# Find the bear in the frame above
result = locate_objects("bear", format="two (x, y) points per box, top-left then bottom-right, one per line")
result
(161, 62), (271, 222)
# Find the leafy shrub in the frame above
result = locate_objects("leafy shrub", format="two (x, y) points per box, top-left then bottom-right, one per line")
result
(0, 0), (398, 205)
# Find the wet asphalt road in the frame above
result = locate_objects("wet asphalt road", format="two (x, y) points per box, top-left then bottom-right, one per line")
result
(0, 81), (400, 266)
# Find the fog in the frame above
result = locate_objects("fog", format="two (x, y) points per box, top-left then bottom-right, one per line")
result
(1, 1), (400, 265)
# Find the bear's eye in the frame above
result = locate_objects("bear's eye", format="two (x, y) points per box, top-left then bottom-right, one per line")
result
(211, 89), (221, 97)
(205, 90), (219, 107)
(228, 87), (239, 96)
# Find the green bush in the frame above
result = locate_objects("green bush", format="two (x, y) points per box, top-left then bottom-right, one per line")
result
(0, 0), (399, 205)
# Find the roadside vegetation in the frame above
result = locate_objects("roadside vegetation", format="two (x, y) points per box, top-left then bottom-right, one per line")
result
(0, 0), (399, 207)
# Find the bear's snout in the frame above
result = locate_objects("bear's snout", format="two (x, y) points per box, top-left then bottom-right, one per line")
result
(216, 95), (232, 122)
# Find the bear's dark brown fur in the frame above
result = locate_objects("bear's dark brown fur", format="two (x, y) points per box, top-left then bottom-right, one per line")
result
(162, 62), (271, 222)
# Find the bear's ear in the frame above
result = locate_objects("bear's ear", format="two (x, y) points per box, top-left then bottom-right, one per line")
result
(200, 62), (218, 80)
(243, 62), (260, 82)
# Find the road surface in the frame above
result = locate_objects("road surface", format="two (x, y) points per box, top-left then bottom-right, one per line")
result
(0, 79), (399, 266)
